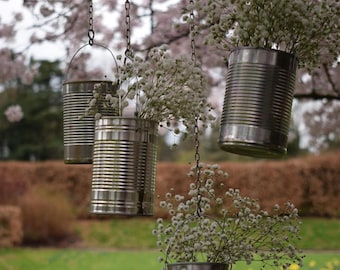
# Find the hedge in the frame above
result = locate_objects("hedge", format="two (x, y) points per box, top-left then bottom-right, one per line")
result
(0, 150), (339, 219)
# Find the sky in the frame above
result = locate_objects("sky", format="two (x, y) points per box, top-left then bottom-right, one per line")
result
(0, 0), (67, 60)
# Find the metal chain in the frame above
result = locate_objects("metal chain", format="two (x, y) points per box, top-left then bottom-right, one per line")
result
(124, 0), (132, 62)
(88, 0), (95, 45)
(194, 117), (202, 216)
(189, 0), (202, 216)
(124, 0), (139, 116)
(189, 0), (196, 63)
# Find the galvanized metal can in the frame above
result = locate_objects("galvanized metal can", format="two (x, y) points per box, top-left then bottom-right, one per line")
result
(63, 80), (116, 164)
(219, 47), (298, 158)
(90, 117), (158, 216)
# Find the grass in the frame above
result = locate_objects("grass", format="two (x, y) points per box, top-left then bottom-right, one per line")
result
(0, 218), (338, 270)
(297, 218), (340, 250)
(0, 249), (339, 270)
(77, 217), (156, 249)
(76, 217), (340, 250)
(0, 249), (160, 270)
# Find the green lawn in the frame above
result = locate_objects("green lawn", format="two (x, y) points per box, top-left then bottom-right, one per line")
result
(0, 249), (339, 270)
(297, 218), (340, 250)
(76, 217), (340, 250)
(0, 218), (338, 270)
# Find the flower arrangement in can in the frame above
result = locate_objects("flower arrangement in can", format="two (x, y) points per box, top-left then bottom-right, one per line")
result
(153, 163), (304, 269)
(85, 46), (215, 137)
(198, 0), (339, 67)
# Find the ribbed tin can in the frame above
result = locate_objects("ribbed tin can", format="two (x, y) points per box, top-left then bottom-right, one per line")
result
(219, 48), (297, 158)
(90, 117), (158, 216)
(63, 80), (116, 164)
(167, 263), (229, 270)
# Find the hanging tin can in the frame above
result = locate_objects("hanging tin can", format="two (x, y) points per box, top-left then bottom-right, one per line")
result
(63, 80), (117, 164)
(90, 117), (158, 216)
(219, 47), (298, 158)
(167, 263), (229, 270)
(63, 43), (119, 164)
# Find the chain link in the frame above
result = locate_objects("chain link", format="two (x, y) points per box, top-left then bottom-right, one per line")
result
(124, 0), (132, 62)
(88, 0), (95, 45)
(194, 117), (203, 216)
(188, 0), (202, 216)
(189, 0), (196, 63)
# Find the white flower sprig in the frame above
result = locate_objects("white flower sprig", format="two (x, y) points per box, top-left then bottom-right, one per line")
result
(153, 164), (304, 268)
(86, 46), (216, 135)
(199, 0), (339, 68)
(85, 82), (119, 120)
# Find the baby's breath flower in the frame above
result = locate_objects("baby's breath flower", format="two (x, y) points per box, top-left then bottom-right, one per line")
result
(216, 198), (223, 205)
(84, 48), (215, 134)
(159, 201), (167, 208)
(153, 163), (304, 267)
(202, 0), (339, 68)
(175, 195), (184, 201)
(89, 99), (97, 107)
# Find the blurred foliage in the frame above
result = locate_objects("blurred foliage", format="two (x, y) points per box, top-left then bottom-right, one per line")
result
(0, 60), (63, 160)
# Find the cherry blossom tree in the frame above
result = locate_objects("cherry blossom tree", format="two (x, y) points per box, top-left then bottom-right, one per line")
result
(0, 0), (339, 152)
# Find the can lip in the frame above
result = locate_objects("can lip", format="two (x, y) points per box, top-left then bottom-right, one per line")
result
(219, 141), (286, 159)
(231, 46), (296, 57)
(95, 116), (159, 126)
(229, 47), (298, 71)
(63, 79), (114, 85)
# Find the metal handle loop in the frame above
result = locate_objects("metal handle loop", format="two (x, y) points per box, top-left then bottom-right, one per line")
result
(64, 43), (120, 82)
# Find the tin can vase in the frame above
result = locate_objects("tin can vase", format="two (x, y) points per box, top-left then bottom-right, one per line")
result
(219, 47), (298, 158)
(167, 263), (229, 270)
(63, 80), (116, 164)
(90, 117), (158, 216)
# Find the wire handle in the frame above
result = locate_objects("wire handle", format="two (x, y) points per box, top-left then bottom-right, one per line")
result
(64, 43), (120, 82)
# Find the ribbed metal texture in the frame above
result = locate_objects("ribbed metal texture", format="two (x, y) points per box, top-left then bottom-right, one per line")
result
(219, 48), (297, 158)
(63, 80), (116, 164)
(167, 263), (229, 270)
(91, 117), (158, 216)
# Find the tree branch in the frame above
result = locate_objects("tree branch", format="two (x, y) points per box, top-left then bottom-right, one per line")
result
(294, 92), (340, 100)
(322, 63), (339, 96)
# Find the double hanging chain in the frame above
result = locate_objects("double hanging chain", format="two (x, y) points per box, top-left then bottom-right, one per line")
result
(122, 0), (203, 214)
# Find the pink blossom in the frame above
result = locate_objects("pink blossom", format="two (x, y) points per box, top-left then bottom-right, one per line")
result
(20, 68), (36, 85)
(4, 105), (24, 123)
